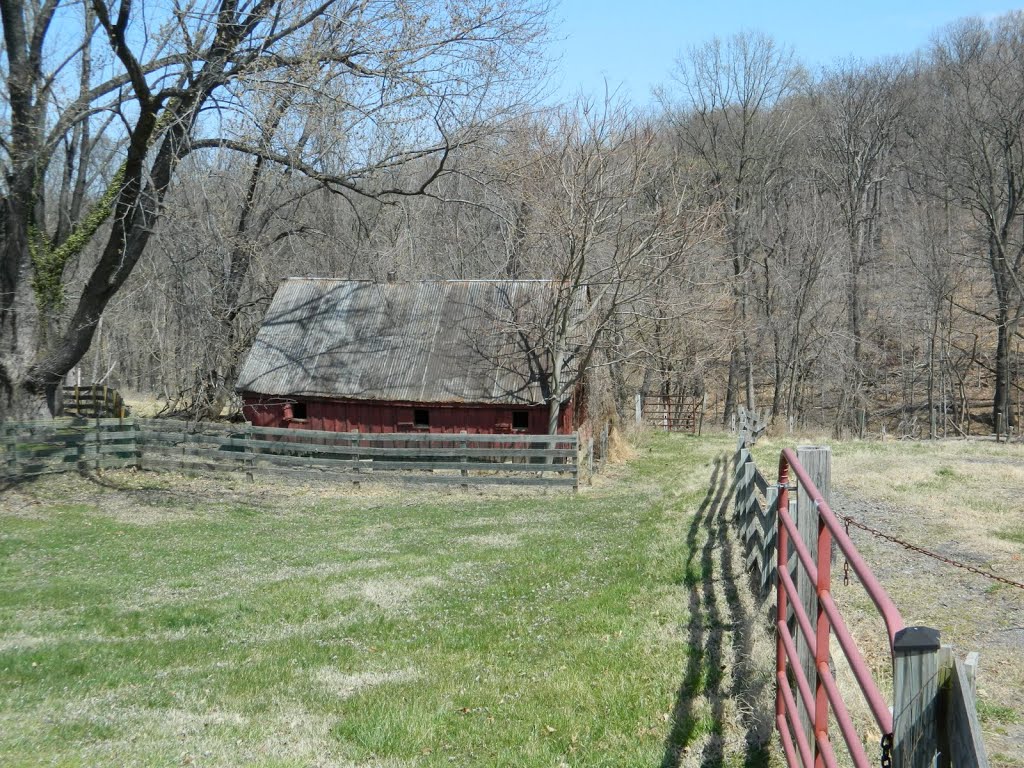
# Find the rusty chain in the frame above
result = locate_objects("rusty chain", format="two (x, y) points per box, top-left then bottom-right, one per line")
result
(879, 733), (893, 768)
(841, 514), (1024, 591)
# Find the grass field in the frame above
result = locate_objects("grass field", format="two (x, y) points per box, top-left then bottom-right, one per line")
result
(0, 433), (774, 767)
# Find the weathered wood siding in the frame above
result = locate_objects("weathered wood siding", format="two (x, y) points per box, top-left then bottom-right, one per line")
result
(240, 395), (575, 435)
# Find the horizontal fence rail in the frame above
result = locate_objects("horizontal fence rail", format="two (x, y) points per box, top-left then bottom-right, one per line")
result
(2, 418), (578, 490)
(1, 418), (136, 479)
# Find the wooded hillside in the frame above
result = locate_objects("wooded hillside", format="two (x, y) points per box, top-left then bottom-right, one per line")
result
(4, 3), (1024, 437)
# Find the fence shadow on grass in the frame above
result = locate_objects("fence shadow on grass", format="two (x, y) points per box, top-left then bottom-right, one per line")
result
(660, 453), (774, 768)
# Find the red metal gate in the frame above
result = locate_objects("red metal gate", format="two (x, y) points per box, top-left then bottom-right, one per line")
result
(775, 448), (905, 768)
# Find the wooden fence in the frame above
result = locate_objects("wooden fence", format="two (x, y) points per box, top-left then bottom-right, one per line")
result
(62, 385), (128, 418)
(1, 418), (137, 480)
(735, 443), (778, 600)
(1, 417), (579, 490)
(734, 421), (989, 767)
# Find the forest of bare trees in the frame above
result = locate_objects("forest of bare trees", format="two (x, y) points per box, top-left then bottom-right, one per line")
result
(5, 2), (1024, 438)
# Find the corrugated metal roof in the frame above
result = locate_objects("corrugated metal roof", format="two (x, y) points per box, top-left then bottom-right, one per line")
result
(235, 279), (584, 405)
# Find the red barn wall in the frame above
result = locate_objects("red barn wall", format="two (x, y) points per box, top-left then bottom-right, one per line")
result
(241, 395), (575, 435)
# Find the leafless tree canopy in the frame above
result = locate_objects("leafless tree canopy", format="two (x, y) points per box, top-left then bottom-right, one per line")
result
(6, 6), (1024, 437)
(0, 0), (550, 417)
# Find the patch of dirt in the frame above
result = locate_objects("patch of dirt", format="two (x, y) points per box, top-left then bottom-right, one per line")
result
(315, 667), (420, 698)
(456, 532), (521, 549)
(328, 575), (443, 614)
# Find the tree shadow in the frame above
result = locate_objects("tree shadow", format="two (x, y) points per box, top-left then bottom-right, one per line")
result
(660, 453), (774, 768)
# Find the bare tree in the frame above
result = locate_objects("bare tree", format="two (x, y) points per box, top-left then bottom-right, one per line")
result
(661, 31), (802, 424)
(924, 13), (1024, 434)
(810, 58), (909, 432)
(476, 98), (705, 433)
(1, 0), (550, 418)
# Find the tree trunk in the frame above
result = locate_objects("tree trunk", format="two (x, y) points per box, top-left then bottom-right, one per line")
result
(548, 397), (561, 437)
(722, 347), (740, 427)
(994, 319), (1013, 433)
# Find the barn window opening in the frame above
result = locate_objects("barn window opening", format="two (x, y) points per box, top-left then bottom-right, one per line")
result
(512, 410), (529, 430)
(414, 409), (430, 428)
(291, 401), (308, 420)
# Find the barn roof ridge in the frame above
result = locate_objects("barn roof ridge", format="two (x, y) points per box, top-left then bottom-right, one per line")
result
(236, 279), (584, 406)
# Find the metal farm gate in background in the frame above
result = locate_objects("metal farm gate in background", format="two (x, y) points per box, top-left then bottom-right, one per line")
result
(636, 393), (706, 434)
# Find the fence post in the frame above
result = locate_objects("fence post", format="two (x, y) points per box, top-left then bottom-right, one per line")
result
(134, 418), (143, 471)
(460, 430), (468, 490)
(635, 393), (642, 426)
(734, 445), (752, 517)
(892, 625), (941, 768)
(94, 410), (101, 474)
(794, 445), (831, 760)
(76, 423), (87, 474)
(351, 429), (360, 487)
(573, 432), (580, 493)
(936, 646), (954, 768)
(6, 424), (16, 479)
(245, 421), (254, 483)
(963, 651), (979, 698)
(740, 453), (754, 525)
(761, 484), (779, 596)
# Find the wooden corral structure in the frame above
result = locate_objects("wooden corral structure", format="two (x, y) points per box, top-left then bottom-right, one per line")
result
(236, 279), (583, 435)
(62, 385), (127, 418)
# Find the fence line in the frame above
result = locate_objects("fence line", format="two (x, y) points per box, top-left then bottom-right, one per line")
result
(734, 417), (989, 768)
(734, 444), (778, 599)
(2, 418), (579, 490)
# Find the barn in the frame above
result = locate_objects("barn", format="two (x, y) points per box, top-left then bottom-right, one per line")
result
(235, 278), (582, 435)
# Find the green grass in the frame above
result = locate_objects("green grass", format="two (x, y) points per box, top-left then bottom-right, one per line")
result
(996, 526), (1024, 546)
(0, 433), (755, 767)
(978, 700), (1022, 725)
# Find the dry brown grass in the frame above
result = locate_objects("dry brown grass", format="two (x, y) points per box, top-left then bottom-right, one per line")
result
(606, 423), (636, 463)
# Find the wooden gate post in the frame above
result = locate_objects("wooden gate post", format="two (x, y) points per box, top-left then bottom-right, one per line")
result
(572, 432), (580, 493)
(134, 418), (143, 471)
(5, 424), (17, 480)
(351, 430), (360, 487)
(459, 430), (468, 490)
(244, 422), (254, 483)
(735, 447), (754, 520)
(794, 445), (831, 759)
(892, 625), (941, 768)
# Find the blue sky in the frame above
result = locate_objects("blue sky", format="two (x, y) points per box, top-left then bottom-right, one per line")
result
(551, 1), (1024, 103)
